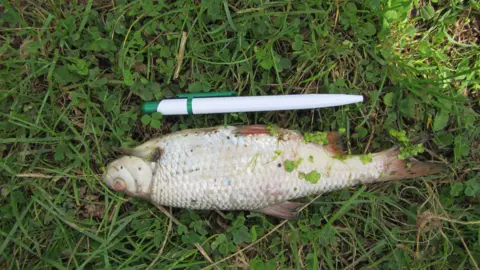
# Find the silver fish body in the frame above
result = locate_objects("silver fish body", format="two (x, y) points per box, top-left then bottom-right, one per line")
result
(103, 125), (443, 218)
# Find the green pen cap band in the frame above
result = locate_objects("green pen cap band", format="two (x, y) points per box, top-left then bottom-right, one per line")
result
(142, 102), (159, 113)
(187, 97), (193, 115)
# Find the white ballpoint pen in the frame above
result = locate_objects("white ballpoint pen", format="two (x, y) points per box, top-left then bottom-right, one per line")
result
(141, 92), (363, 115)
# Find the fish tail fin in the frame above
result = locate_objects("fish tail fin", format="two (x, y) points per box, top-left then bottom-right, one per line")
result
(378, 148), (446, 181)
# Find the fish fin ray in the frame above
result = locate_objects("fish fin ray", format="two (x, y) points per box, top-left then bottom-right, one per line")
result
(255, 201), (304, 219)
(379, 148), (446, 181)
(119, 146), (163, 162)
(324, 132), (346, 155)
(233, 125), (270, 135)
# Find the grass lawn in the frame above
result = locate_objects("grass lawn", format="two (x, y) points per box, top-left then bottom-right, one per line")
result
(1, 0), (479, 269)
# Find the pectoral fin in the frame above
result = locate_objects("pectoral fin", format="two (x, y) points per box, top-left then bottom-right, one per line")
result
(119, 143), (163, 162)
(324, 132), (347, 156)
(255, 201), (304, 220)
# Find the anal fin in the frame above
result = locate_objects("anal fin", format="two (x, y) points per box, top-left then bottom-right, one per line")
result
(255, 201), (304, 220)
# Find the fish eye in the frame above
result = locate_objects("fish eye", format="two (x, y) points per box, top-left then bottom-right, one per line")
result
(113, 178), (126, 191)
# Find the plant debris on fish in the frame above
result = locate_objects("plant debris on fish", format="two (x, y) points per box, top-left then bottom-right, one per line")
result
(103, 125), (445, 219)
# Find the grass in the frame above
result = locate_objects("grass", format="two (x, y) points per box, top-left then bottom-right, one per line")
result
(1, 0), (479, 269)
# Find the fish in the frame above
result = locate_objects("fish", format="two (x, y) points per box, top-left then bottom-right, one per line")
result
(102, 125), (445, 219)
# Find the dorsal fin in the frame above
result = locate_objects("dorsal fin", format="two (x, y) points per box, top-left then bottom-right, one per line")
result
(233, 125), (271, 135)
(324, 132), (346, 155)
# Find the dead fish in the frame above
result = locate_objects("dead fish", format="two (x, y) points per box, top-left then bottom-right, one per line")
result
(102, 125), (444, 219)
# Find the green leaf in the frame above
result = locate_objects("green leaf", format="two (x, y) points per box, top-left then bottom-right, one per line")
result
(265, 260), (277, 269)
(11, 190), (26, 204)
(188, 81), (211, 92)
(369, 0), (380, 9)
(254, 48), (274, 70)
(54, 66), (82, 84)
(303, 131), (328, 145)
(383, 92), (394, 106)
(360, 153), (373, 164)
(384, 10), (398, 22)
(181, 231), (201, 244)
(433, 110), (449, 131)
(464, 186), (474, 196)
(384, 112), (397, 127)
(305, 170), (321, 184)
(399, 97), (416, 118)
(335, 78), (345, 87)
(292, 34), (303, 51)
(123, 69), (134, 86)
(159, 46), (170, 57)
(152, 112), (163, 120)
(363, 22), (376, 36)
(67, 58), (89, 75)
(404, 26), (417, 37)
(285, 160), (295, 173)
(150, 119), (161, 129)
(233, 226), (251, 245)
(389, 129), (410, 146)
(249, 258), (266, 270)
(354, 126), (368, 138)
(454, 136), (470, 160)
(141, 115), (151, 125)
(346, 2), (357, 12)
(259, 57), (273, 70)
(466, 179), (480, 196)
(284, 158), (303, 173)
(211, 234), (226, 250)
(177, 224), (187, 235)
(250, 226), (258, 242)
(420, 5), (435, 20)
(54, 144), (70, 161)
(435, 131), (454, 146)
(278, 58), (292, 71)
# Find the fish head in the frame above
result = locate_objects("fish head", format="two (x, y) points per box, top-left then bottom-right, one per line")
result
(103, 156), (153, 199)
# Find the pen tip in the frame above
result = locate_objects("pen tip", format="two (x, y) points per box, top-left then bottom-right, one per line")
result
(342, 94), (364, 104)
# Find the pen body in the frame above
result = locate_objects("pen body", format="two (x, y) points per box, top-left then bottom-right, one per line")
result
(154, 94), (363, 115)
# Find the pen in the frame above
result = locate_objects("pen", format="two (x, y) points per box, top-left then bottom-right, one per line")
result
(141, 92), (363, 115)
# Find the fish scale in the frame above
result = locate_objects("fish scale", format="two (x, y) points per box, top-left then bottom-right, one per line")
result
(103, 125), (444, 219)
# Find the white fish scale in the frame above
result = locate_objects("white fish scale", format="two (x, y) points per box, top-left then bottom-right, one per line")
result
(150, 127), (386, 210)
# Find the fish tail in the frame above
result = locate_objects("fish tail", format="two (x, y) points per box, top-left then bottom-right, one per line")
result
(377, 148), (446, 181)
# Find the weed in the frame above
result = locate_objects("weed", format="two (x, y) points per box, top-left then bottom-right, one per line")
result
(1, 0), (479, 269)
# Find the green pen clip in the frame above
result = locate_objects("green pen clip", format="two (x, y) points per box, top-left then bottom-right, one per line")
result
(175, 91), (237, 99)
(141, 91), (237, 114)
(177, 91), (236, 115)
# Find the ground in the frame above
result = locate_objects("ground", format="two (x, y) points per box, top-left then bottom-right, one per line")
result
(1, 0), (479, 269)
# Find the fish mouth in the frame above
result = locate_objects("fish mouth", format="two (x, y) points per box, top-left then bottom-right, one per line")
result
(104, 181), (113, 189)
(101, 170), (114, 190)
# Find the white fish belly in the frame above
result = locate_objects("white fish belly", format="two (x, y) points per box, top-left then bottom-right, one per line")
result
(150, 127), (385, 210)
